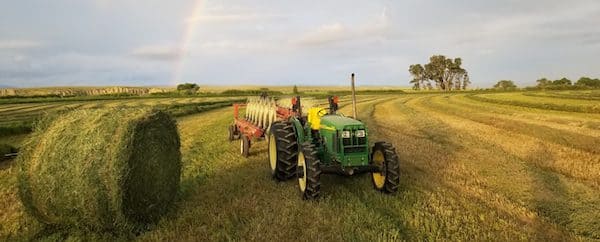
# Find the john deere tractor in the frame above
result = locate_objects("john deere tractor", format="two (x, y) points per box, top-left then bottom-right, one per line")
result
(268, 74), (400, 199)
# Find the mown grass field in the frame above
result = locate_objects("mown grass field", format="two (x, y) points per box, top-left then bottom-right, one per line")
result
(0, 90), (599, 241)
(0, 97), (243, 137)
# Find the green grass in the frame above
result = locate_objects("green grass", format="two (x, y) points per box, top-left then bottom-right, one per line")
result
(523, 90), (600, 100)
(0, 91), (598, 240)
(0, 97), (244, 137)
(468, 92), (600, 113)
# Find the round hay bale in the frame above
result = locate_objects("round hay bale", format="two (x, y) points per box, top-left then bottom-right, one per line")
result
(17, 108), (181, 232)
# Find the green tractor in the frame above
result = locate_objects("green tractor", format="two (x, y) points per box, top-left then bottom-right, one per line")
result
(268, 74), (400, 199)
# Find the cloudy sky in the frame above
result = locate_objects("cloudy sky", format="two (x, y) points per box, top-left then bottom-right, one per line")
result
(1, 0), (599, 88)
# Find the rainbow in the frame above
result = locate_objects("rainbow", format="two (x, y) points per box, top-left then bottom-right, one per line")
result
(171, 0), (204, 85)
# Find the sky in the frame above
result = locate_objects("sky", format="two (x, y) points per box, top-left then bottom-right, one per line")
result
(1, 0), (599, 88)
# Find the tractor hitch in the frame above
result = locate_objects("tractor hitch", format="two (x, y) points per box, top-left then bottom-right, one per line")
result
(321, 164), (381, 176)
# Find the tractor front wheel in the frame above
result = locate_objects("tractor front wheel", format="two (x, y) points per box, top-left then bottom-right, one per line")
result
(268, 121), (298, 181)
(240, 136), (250, 157)
(370, 142), (400, 193)
(297, 142), (321, 200)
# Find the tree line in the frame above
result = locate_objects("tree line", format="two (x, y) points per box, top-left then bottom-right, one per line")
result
(408, 55), (600, 91)
(492, 77), (600, 91)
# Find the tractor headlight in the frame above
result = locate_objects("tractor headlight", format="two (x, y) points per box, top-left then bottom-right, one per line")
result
(355, 130), (366, 138)
(341, 131), (351, 138)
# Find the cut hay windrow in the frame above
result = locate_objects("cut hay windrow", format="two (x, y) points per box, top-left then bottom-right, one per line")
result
(17, 108), (181, 232)
(0, 143), (17, 157)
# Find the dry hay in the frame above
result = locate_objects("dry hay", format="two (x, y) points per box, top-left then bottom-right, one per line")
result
(17, 108), (181, 232)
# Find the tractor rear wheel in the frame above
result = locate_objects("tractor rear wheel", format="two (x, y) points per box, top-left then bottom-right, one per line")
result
(370, 142), (400, 193)
(297, 142), (321, 200)
(268, 121), (298, 181)
(240, 136), (250, 157)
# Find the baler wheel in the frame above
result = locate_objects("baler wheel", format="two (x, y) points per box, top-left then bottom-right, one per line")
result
(240, 136), (250, 157)
(228, 125), (235, 141)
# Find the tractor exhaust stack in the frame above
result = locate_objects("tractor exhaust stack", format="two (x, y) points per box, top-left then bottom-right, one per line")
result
(351, 73), (357, 119)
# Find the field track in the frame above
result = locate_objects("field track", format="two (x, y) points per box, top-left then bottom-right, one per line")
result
(0, 92), (599, 240)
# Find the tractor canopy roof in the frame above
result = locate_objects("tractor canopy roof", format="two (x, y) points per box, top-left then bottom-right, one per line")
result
(320, 115), (365, 130)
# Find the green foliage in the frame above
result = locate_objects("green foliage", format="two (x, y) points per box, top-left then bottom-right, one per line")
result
(409, 64), (427, 90)
(409, 55), (470, 91)
(535, 77), (578, 90)
(553, 78), (572, 86)
(293, 85), (299, 94)
(176, 83), (200, 94)
(536, 78), (551, 88)
(493, 80), (517, 90)
(576, 77), (600, 87)
(17, 108), (181, 232)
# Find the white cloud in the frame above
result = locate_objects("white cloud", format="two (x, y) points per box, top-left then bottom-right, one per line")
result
(187, 13), (283, 23)
(185, 3), (285, 24)
(296, 7), (389, 46)
(130, 45), (182, 61)
(430, 1), (600, 48)
(297, 23), (347, 46)
(0, 40), (42, 50)
(198, 40), (263, 50)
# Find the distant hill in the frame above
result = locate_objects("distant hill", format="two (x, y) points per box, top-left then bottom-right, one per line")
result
(0, 85), (13, 88)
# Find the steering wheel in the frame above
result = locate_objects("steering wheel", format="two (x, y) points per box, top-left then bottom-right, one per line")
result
(317, 108), (329, 117)
(317, 108), (330, 116)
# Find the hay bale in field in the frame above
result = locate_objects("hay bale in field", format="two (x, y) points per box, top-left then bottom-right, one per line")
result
(17, 108), (181, 232)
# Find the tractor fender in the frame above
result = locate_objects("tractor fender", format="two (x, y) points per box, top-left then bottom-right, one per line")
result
(288, 117), (306, 144)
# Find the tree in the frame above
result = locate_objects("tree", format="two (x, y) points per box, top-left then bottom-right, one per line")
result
(553, 77), (572, 86)
(409, 55), (469, 91)
(493, 80), (517, 90)
(293, 85), (299, 94)
(462, 73), (470, 90)
(536, 78), (551, 88)
(409, 64), (427, 90)
(176, 83), (199, 94)
(576, 77), (600, 88)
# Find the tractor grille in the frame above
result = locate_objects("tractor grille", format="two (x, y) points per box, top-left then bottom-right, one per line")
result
(342, 129), (366, 146)
(344, 147), (366, 153)
(341, 128), (367, 154)
(357, 137), (366, 145)
(343, 137), (351, 146)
